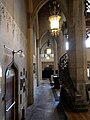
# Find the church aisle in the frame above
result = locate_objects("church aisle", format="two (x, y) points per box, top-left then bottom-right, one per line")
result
(26, 79), (67, 120)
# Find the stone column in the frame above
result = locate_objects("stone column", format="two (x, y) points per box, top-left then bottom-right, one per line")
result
(27, 26), (34, 105)
(57, 32), (66, 62)
(36, 12), (41, 85)
(36, 41), (40, 86)
(39, 49), (42, 80)
(27, 0), (34, 105)
(68, 0), (87, 102)
(53, 39), (58, 74)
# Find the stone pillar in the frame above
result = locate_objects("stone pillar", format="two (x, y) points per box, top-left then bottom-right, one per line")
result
(57, 32), (66, 62)
(35, 12), (41, 85)
(54, 39), (58, 74)
(36, 40), (40, 86)
(68, 0), (87, 101)
(39, 49), (42, 80)
(27, 0), (34, 105)
(27, 26), (34, 105)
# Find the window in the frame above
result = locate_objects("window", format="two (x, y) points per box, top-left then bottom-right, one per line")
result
(86, 0), (90, 13)
(87, 68), (89, 77)
(66, 42), (69, 50)
(86, 37), (90, 48)
(0, 64), (2, 93)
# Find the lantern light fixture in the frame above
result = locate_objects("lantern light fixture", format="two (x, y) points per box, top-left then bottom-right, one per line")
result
(47, 48), (51, 54)
(49, 0), (61, 36)
(46, 39), (52, 54)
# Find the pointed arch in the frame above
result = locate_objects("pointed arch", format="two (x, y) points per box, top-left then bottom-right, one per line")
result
(5, 61), (18, 120)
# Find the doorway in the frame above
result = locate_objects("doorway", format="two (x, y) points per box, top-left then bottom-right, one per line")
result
(5, 62), (18, 120)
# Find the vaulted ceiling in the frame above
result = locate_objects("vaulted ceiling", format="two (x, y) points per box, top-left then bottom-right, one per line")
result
(26, 0), (90, 38)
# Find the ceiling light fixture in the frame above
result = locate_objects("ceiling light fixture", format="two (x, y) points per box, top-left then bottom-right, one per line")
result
(47, 48), (51, 54)
(49, 0), (61, 36)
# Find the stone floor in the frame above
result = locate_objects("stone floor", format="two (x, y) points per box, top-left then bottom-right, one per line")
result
(26, 79), (67, 120)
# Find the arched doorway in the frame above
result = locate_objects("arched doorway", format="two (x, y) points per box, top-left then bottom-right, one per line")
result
(5, 62), (18, 120)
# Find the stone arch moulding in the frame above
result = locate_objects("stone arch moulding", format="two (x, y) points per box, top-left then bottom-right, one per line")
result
(26, 0), (69, 33)
(32, 0), (69, 22)
(39, 30), (54, 52)
(31, 0), (69, 44)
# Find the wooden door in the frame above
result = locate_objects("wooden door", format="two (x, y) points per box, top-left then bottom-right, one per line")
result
(5, 68), (15, 120)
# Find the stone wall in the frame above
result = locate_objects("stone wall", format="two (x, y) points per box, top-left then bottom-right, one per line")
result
(1, 0), (27, 35)
(0, 1), (27, 120)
